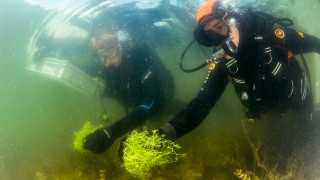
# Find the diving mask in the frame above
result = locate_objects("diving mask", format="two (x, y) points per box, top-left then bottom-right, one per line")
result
(95, 45), (120, 66)
(194, 19), (230, 47)
(206, 29), (229, 46)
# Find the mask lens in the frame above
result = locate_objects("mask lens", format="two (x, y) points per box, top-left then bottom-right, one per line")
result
(95, 45), (118, 65)
(210, 21), (226, 32)
(206, 29), (226, 46)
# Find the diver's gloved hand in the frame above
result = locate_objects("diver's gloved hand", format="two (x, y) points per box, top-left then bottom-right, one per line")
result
(83, 128), (114, 154)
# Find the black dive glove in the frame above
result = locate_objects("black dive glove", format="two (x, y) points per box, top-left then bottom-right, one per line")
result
(83, 128), (114, 154)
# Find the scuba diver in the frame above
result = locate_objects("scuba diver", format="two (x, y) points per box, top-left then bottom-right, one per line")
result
(82, 28), (175, 154)
(135, 0), (320, 169)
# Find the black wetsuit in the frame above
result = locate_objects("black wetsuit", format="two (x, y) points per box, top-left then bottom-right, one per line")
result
(100, 43), (174, 139)
(168, 11), (320, 139)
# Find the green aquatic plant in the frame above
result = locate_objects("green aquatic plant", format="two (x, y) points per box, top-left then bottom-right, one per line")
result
(35, 171), (47, 180)
(100, 111), (110, 121)
(101, 113), (109, 121)
(99, 169), (106, 180)
(122, 129), (186, 179)
(234, 169), (259, 180)
(73, 121), (102, 153)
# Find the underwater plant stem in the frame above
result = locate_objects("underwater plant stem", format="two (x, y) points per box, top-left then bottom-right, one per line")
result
(241, 120), (269, 174)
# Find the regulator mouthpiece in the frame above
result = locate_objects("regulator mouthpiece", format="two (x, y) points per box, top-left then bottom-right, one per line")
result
(211, 39), (237, 61)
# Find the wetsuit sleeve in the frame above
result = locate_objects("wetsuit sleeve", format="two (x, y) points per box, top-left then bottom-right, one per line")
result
(105, 106), (150, 139)
(105, 46), (172, 139)
(270, 27), (320, 54)
(167, 61), (229, 139)
(103, 76), (160, 140)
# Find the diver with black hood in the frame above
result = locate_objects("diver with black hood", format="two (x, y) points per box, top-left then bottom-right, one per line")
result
(82, 27), (175, 154)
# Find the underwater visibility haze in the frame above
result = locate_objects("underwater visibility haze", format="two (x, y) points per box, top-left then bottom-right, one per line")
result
(0, 0), (320, 179)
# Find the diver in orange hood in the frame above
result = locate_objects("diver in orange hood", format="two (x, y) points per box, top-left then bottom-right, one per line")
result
(135, 0), (320, 171)
(159, 0), (320, 140)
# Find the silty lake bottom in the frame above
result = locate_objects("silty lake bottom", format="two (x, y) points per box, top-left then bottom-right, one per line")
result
(0, 0), (320, 179)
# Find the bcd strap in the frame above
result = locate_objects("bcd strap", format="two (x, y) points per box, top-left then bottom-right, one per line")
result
(253, 34), (266, 102)
(225, 58), (238, 74)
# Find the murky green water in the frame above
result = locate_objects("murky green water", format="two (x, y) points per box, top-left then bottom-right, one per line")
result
(1, 0), (320, 179)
